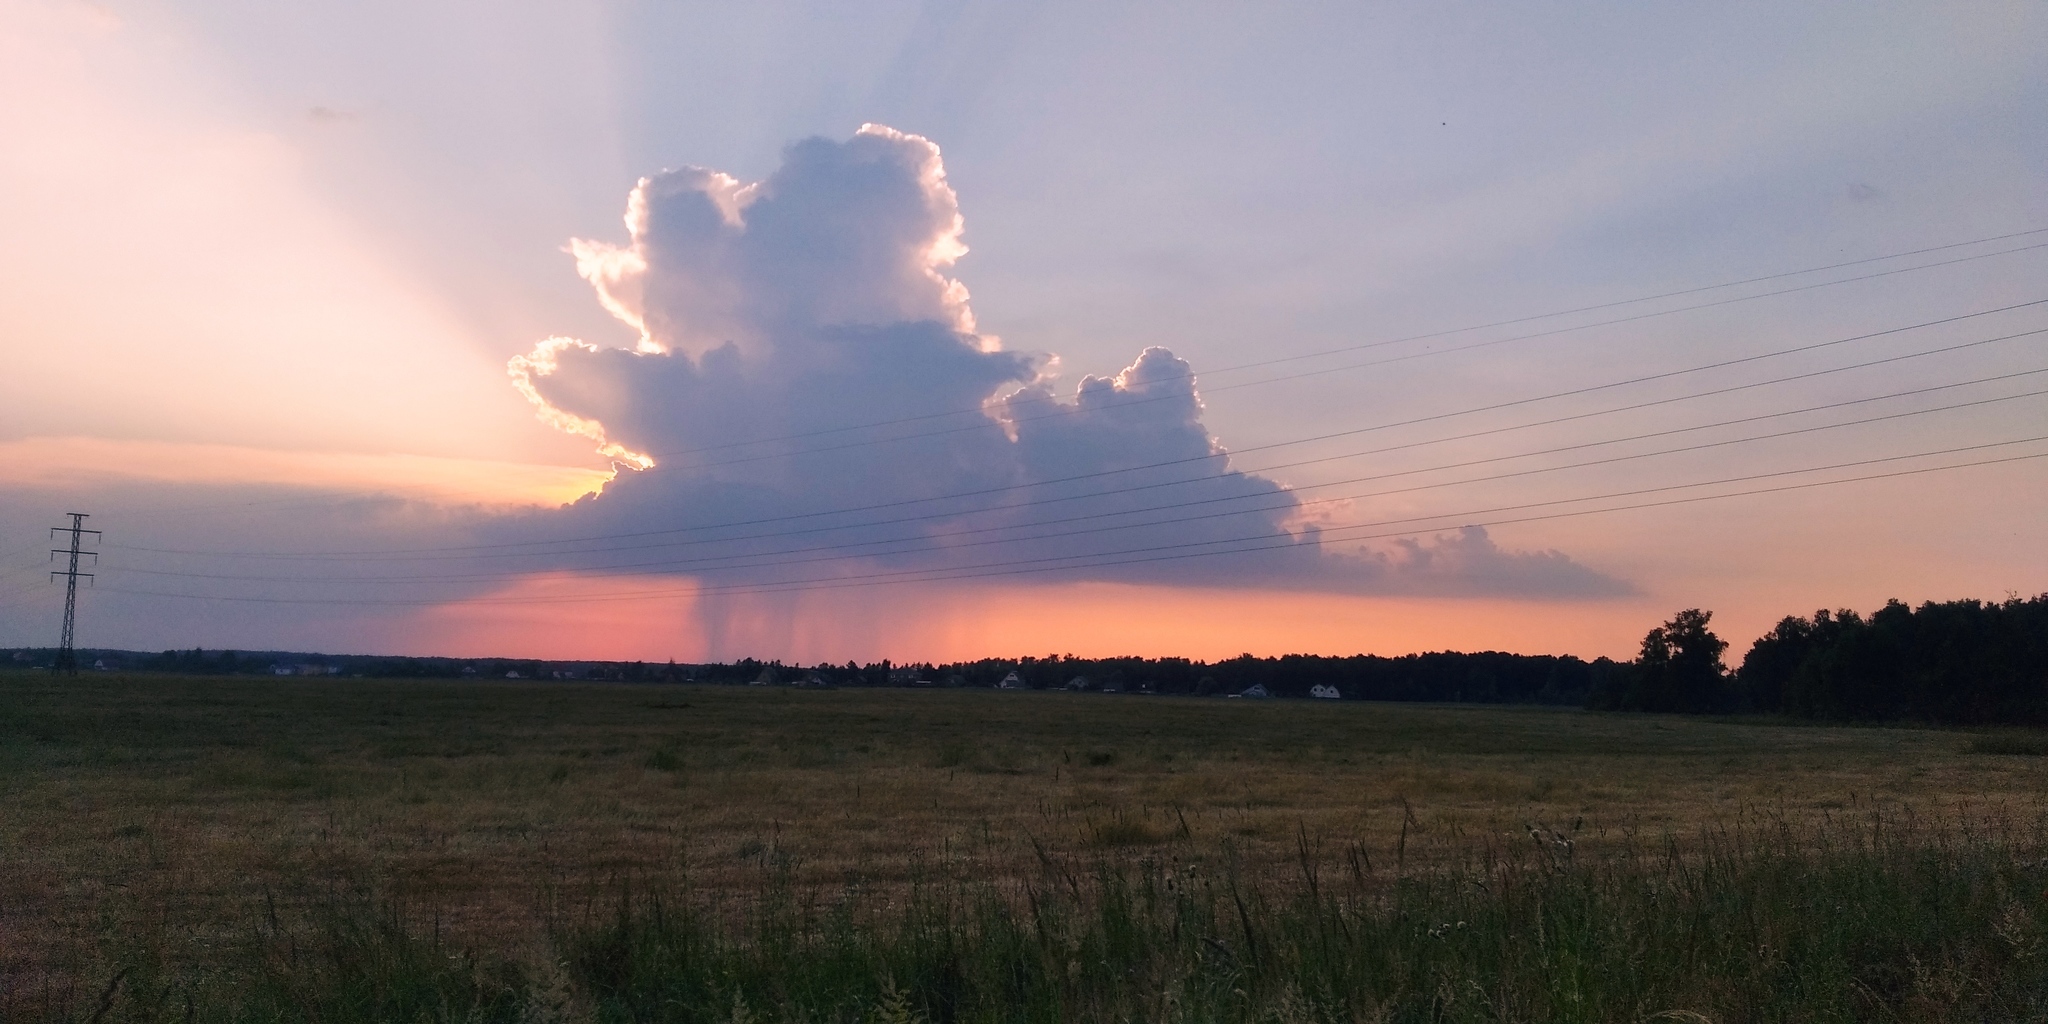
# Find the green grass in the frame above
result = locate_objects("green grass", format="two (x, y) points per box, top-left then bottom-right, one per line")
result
(1970, 732), (2048, 756)
(47, 812), (2048, 1022)
(6, 671), (2048, 1021)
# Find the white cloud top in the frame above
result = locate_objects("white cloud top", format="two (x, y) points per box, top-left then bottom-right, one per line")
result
(506, 127), (1623, 598)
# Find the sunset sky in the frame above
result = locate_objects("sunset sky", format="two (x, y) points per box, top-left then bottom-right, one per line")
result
(2, 0), (2044, 664)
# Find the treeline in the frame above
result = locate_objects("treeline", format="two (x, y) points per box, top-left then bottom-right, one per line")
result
(668, 594), (2048, 724)
(1597, 595), (2048, 725)
(137, 649), (485, 679)
(685, 651), (1626, 704)
(13, 593), (2043, 725)
(23, 647), (1622, 706)
(6, 648), (671, 682)
(954, 652), (1622, 704)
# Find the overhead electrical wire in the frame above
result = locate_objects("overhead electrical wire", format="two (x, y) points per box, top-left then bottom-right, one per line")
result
(53, 237), (2048, 613)
(639, 240), (2048, 473)
(93, 438), (2048, 606)
(637, 230), (2048, 466)
(105, 225), (2048, 522)
(0, 542), (62, 602)
(0, 563), (62, 612)
(430, 437), (2048, 598)
(729, 443), (2048, 598)
(0, 574), (52, 606)
(103, 374), (2048, 586)
(107, 299), (2048, 561)
(657, 288), (2048, 480)
(135, 324), (2047, 570)
(0, 538), (55, 567)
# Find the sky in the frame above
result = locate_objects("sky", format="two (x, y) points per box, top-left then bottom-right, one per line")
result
(1, 0), (2044, 664)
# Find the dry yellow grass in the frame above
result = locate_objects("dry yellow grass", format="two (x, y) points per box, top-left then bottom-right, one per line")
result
(4, 670), (2044, 991)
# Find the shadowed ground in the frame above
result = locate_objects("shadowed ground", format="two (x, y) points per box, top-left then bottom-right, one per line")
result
(4, 672), (2045, 1020)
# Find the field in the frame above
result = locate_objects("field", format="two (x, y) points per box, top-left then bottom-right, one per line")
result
(5, 671), (2048, 1022)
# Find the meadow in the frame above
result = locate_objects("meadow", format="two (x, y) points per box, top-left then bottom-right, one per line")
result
(4, 671), (2047, 1022)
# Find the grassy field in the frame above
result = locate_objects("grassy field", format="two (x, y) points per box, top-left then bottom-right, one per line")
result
(4, 671), (2048, 1021)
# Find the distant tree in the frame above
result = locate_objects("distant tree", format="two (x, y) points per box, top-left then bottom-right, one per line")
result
(1757, 597), (2048, 724)
(1739, 609), (1858, 714)
(1580, 656), (1634, 710)
(1736, 614), (1816, 713)
(1627, 609), (1730, 713)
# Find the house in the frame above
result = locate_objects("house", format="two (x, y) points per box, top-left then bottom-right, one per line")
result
(1310, 684), (1341, 700)
(505, 670), (522, 679)
(997, 671), (1025, 689)
(1064, 675), (1091, 691)
(1236, 683), (1272, 699)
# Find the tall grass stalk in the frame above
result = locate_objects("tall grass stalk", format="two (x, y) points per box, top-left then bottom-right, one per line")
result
(39, 808), (2048, 1023)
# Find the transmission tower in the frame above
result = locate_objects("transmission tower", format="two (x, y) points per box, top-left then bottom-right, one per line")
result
(49, 512), (100, 675)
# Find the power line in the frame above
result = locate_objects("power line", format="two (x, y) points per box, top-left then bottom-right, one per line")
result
(439, 299), (2048, 546)
(637, 231), (2048, 467)
(92, 439), (2048, 606)
(0, 570), (57, 612)
(108, 319), (2048, 573)
(0, 538), (53, 562)
(109, 299), (2048, 561)
(539, 435), (2048, 598)
(91, 232), (2048, 531)
(0, 561), (55, 586)
(638, 239), (2048, 474)
(103, 377), (2048, 586)
(661, 283), (2048, 479)
(397, 329), (2048, 569)
(841, 448), (2048, 597)
(564, 382), (2048, 580)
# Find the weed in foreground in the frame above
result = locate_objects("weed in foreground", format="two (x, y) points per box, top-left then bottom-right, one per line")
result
(28, 809), (2048, 1023)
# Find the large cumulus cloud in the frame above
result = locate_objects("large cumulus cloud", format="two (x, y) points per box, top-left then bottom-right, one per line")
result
(506, 125), (1623, 598)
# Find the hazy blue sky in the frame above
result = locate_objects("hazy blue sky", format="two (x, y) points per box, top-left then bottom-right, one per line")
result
(2, 1), (2043, 661)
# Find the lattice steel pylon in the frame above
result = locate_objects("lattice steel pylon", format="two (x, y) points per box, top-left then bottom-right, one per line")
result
(49, 512), (100, 675)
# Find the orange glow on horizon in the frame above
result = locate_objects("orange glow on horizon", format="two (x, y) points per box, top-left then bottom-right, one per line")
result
(405, 573), (703, 661)
(405, 574), (1644, 664)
